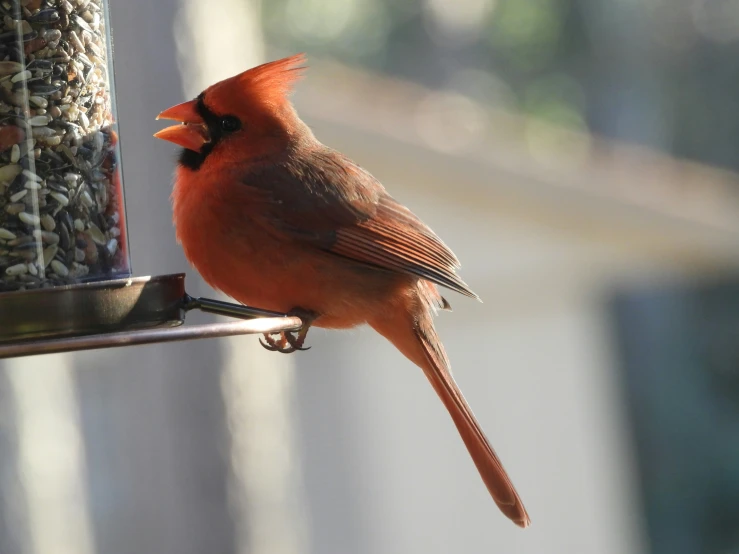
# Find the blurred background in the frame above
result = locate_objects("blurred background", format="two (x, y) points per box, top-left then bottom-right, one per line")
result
(2, 0), (739, 552)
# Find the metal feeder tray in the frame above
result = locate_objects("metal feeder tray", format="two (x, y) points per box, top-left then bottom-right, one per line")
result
(0, 273), (302, 359)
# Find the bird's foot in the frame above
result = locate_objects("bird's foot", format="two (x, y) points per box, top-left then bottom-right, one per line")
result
(259, 308), (316, 354)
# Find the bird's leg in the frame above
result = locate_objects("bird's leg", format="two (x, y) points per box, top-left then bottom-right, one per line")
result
(283, 324), (311, 351)
(283, 308), (316, 350)
(259, 308), (317, 354)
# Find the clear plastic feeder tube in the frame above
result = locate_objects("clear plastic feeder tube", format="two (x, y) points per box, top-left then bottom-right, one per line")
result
(0, 0), (129, 292)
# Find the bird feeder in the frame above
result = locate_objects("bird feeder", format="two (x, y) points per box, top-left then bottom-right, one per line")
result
(0, 0), (299, 358)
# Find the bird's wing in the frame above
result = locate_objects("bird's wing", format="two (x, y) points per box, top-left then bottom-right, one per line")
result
(240, 148), (478, 299)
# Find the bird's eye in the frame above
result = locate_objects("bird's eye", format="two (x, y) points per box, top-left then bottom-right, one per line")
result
(220, 116), (241, 133)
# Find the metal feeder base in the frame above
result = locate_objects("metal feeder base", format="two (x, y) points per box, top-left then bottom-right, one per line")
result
(0, 273), (302, 359)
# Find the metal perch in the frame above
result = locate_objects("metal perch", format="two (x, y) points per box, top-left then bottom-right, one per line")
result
(0, 273), (302, 359)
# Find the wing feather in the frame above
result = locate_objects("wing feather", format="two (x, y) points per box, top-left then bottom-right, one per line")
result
(242, 148), (479, 299)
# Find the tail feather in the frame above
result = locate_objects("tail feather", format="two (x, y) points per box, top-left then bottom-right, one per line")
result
(370, 302), (530, 528)
(416, 324), (530, 527)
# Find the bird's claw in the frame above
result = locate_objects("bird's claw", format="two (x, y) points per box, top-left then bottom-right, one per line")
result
(259, 335), (284, 352)
(284, 329), (311, 351)
(259, 329), (311, 354)
(259, 308), (315, 354)
(259, 332), (296, 353)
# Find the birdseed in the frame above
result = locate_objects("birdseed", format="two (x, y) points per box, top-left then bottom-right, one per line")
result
(0, 0), (129, 292)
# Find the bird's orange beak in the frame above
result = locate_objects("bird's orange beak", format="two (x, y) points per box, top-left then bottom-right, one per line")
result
(154, 100), (210, 152)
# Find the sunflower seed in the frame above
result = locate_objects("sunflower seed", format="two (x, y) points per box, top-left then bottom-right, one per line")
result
(0, 62), (23, 76)
(28, 114), (51, 126)
(22, 169), (41, 182)
(50, 259), (68, 277)
(5, 203), (25, 215)
(87, 222), (105, 245)
(5, 263), (28, 276)
(40, 231), (59, 245)
(0, 164), (21, 182)
(9, 190), (27, 202)
(19, 212), (40, 226)
(11, 70), (31, 83)
(29, 9), (61, 25)
(42, 244), (58, 267)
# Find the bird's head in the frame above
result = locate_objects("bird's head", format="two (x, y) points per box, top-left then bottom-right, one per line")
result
(155, 53), (307, 170)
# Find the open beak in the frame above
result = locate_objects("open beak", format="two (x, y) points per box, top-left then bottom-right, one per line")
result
(154, 99), (209, 152)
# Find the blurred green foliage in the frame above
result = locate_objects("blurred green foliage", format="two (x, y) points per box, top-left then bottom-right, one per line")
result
(264, 0), (739, 172)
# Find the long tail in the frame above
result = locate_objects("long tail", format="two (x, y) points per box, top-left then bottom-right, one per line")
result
(370, 299), (530, 528)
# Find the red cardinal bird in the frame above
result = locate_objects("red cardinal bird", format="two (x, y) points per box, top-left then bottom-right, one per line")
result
(155, 54), (529, 527)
